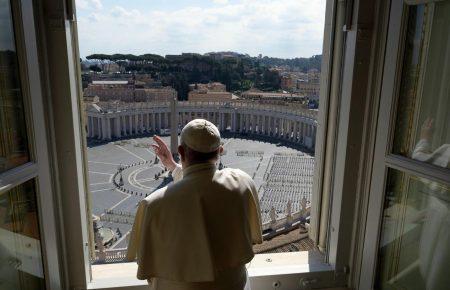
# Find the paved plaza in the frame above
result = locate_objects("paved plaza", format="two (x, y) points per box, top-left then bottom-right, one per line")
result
(88, 135), (314, 249)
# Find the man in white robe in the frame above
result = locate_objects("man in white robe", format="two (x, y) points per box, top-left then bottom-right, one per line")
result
(127, 119), (263, 290)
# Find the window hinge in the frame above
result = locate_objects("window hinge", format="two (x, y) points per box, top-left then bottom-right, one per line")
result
(65, 0), (76, 21)
(343, 0), (354, 32)
(335, 265), (350, 279)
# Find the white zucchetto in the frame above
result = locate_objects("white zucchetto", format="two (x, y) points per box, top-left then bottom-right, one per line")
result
(180, 119), (221, 153)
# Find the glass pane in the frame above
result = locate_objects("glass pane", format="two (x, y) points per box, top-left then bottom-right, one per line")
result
(0, 0), (30, 173)
(0, 179), (45, 289)
(376, 169), (449, 289)
(392, 2), (450, 169)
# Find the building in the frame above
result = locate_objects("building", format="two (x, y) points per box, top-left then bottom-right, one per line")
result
(188, 82), (226, 92)
(187, 82), (235, 102)
(83, 80), (175, 102)
(241, 90), (305, 103)
(188, 91), (235, 102)
(296, 79), (320, 99)
(100, 62), (121, 74)
(281, 75), (296, 90)
(85, 100), (318, 149)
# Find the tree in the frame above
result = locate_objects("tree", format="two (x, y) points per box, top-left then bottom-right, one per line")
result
(89, 64), (102, 72)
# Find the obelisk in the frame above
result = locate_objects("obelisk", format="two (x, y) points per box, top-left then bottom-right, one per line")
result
(170, 91), (179, 157)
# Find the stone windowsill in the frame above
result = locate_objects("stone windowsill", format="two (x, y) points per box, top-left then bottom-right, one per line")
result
(88, 251), (330, 290)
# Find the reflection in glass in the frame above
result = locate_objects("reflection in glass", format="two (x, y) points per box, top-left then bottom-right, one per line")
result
(0, 0), (30, 173)
(376, 169), (449, 290)
(392, 2), (450, 168)
(0, 179), (45, 289)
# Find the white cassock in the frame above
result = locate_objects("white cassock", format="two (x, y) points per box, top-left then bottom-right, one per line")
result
(127, 163), (263, 290)
(412, 139), (450, 289)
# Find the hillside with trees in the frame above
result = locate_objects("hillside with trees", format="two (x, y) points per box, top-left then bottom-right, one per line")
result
(84, 53), (321, 100)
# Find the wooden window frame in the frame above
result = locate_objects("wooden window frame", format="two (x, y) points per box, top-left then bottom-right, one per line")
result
(359, 0), (450, 288)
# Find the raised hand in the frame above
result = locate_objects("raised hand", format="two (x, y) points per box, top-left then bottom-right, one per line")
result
(420, 117), (434, 141)
(151, 135), (177, 171)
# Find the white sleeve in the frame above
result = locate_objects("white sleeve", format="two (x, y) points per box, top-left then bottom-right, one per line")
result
(171, 164), (183, 183)
(412, 139), (432, 162)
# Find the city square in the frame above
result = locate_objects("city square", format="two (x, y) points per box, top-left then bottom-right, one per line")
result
(88, 135), (314, 252)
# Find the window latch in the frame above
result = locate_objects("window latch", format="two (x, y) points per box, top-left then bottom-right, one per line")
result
(299, 277), (319, 289)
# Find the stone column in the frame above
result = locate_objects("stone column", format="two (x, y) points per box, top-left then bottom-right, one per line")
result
(158, 113), (162, 133)
(135, 114), (140, 134)
(239, 113), (243, 133)
(170, 96), (178, 155)
(270, 116), (277, 136)
(220, 113), (225, 131)
(258, 115), (262, 134)
(126, 115), (130, 135)
(165, 112), (169, 130)
(300, 122), (305, 143)
(245, 114), (250, 132)
(106, 117), (112, 140)
(91, 116), (95, 138)
(120, 116), (124, 136)
(114, 117), (121, 138)
(101, 117), (107, 140)
(292, 121), (298, 142)
(285, 119), (290, 139)
(264, 115), (268, 135)
(87, 116), (92, 138)
(123, 116), (127, 136)
(260, 115), (265, 135)
(134, 115), (138, 134)
(128, 115), (133, 135)
(97, 117), (102, 139)
(231, 112), (237, 132)
(152, 113), (156, 132)
(276, 118), (280, 136)
(92, 117), (97, 139)
(279, 118), (283, 137)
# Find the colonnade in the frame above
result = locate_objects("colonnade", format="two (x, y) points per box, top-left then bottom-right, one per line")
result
(86, 101), (317, 149)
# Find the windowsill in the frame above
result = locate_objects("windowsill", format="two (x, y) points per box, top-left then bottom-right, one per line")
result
(88, 251), (331, 290)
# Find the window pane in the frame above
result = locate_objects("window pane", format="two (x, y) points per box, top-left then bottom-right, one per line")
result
(0, 0), (30, 173)
(392, 2), (450, 169)
(376, 168), (449, 289)
(0, 179), (46, 289)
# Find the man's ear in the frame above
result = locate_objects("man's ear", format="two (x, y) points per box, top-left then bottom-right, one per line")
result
(218, 146), (224, 155)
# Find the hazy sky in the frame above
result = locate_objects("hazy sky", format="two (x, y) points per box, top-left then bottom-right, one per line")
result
(76, 0), (326, 59)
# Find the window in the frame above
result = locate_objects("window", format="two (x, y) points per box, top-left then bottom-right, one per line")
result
(0, 0), (61, 288)
(77, 0), (327, 269)
(360, 0), (450, 288)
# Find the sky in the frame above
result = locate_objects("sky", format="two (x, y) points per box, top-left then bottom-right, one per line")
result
(76, 0), (326, 59)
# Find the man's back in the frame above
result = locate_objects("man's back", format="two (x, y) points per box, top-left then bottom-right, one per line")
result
(127, 163), (262, 289)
